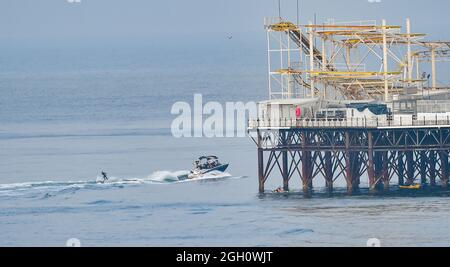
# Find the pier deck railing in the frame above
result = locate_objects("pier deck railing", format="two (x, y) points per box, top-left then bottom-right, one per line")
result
(249, 116), (450, 129)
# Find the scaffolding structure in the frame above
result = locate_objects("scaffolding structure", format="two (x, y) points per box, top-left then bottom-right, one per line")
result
(265, 17), (450, 101)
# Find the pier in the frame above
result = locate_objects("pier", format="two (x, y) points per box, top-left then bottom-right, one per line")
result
(249, 16), (450, 194)
(250, 120), (450, 194)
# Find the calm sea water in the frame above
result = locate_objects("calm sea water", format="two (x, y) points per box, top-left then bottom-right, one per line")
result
(1, 40), (450, 247)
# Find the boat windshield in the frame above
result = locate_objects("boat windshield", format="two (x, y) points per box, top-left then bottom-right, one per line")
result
(196, 156), (220, 170)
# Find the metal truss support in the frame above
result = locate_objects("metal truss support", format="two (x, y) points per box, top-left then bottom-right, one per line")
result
(254, 127), (450, 194)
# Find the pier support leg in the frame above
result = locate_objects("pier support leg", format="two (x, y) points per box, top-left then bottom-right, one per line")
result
(258, 148), (265, 194)
(430, 151), (437, 187)
(398, 151), (405, 186)
(382, 151), (390, 191)
(353, 152), (361, 192)
(440, 150), (449, 188)
(302, 151), (312, 193)
(324, 151), (333, 192)
(368, 132), (376, 192)
(420, 151), (428, 186)
(281, 131), (290, 192)
(374, 152), (383, 191)
(356, 154), (362, 191)
(406, 151), (415, 185)
(345, 154), (353, 194)
(345, 132), (354, 195)
(301, 131), (312, 194)
(368, 152), (375, 191)
(282, 150), (289, 192)
(309, 153), (314, 191)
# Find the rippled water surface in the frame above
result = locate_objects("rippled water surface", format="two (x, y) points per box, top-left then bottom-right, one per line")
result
(1, 44), (450, 247)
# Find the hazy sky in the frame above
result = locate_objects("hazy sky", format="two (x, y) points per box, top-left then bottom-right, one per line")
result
(2, 0), (450, 44)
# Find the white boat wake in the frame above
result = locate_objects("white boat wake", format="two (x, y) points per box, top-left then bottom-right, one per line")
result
(147, 170), (190, 183)
(0, 171), (244, 198)
(148, 170), (234, 183)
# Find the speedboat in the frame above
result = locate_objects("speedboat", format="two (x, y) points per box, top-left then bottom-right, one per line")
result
(178, 156), (229, 180)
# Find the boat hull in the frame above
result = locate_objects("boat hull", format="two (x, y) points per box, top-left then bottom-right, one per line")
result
(178, 164), (229, 181)
(202, 164), (229, 174)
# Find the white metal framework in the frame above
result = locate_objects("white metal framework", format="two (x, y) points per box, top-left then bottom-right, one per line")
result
(265, 17), (450, 102)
